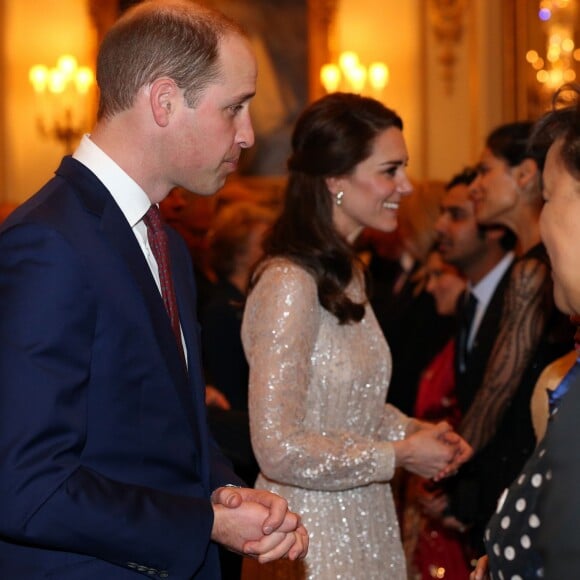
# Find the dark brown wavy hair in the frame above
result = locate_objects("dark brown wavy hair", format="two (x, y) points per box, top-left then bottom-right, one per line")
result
(250, 92), (403, 325)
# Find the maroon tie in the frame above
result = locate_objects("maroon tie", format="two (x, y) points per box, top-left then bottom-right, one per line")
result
(143, 205), (186, 364)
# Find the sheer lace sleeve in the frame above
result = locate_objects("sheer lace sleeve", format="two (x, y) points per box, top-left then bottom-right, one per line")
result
(459, 255), (552, 452)
(242, 259), (397, 491)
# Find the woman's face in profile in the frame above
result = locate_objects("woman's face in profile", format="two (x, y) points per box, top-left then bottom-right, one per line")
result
(469, 148), (520, 227)
(540, 138), (580, 316)
(424, 251), (466, 316)
(329, 127), (413, 242)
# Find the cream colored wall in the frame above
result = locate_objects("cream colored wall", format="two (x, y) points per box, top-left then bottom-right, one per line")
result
(335, 0), (426, 179)
(334, 0), (505, 182)
(3, 0), (95, 204)
(423, 0), (505, 181)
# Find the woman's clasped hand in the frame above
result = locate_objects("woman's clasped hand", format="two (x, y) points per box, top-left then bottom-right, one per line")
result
(393, 420), (472, 480)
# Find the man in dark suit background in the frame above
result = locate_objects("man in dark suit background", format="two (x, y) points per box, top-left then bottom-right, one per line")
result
(0, 1), (307, 578)
(420, 168), (515, 555)
(436, 169), (516, 415)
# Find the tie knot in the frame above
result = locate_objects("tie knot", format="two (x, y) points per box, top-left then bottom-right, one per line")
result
(143, 205), (164, 234)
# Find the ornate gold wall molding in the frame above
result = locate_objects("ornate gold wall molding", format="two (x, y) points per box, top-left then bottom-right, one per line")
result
(428, 0), (467, 94)
(308, 0), (339, 100)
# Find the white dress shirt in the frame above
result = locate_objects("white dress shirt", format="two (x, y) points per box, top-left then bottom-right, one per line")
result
(73, 135), (187, 361)
(468, 251), (515, 350)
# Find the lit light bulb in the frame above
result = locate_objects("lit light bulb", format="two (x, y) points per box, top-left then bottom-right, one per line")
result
(57, 54), (78, 80)
(320, 63), (341, 93)
(348, 64), (367, 93)
(368, 62), (389, 90)
(48, 68), (66, 94)
(338, 51), (359, 75)
(29, 65), (49, 93)
(75, 66), (95, 94)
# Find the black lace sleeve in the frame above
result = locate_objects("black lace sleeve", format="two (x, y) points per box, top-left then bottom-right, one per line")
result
(458, 254), (553, 452)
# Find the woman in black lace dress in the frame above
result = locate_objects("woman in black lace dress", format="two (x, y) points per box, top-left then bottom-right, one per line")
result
(446, 122), (573, 561)
(471, 85), (580, 579)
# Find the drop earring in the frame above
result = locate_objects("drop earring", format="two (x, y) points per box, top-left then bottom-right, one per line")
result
(335, 191), (344, 206)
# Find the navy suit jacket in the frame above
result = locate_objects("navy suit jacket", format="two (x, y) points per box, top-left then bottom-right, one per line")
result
(0, 158), (242, 579)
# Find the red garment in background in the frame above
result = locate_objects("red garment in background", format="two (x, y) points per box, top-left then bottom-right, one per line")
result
(414, 339), (461, 427)
(403, 339), (472, 579)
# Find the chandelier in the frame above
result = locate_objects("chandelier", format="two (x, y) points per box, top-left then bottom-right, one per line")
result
(320, 51), (389, 96)
(526, 0), (579, 90)
(29, 55), (95, 154)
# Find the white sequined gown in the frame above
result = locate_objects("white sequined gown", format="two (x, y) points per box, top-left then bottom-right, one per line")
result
(241, 259), (409, 580)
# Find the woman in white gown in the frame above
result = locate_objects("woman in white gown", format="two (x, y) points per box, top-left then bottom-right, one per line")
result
(241, 93), (471, 580)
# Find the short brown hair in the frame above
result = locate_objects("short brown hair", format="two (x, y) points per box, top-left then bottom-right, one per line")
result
(96, 0), (243, 120)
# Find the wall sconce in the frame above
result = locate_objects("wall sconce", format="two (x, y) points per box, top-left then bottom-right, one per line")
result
(29, 55), (95, 154)
(320, 51), (389, 97)
(526, 0), (579, 91)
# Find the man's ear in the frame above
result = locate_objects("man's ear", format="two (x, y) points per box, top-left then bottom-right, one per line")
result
(150, 78), (179, 127)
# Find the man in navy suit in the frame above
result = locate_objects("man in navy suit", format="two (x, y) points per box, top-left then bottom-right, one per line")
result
(0, 1), (307, 578)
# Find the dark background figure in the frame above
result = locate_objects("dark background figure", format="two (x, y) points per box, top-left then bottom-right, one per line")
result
(472, 85), (580, 580)
(160, 188), (219, 314)
(367, 180), (456, 417)
(200, 200), (276, 580)
(422, 167), (516, 561)
(400, 249), (473, 579)
(452, 123), (573, 558)
(201, 200), (276, 483)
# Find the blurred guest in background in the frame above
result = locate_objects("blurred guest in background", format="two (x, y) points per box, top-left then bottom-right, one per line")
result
(160, 188), (218, 312)
(201, 200), (276, 481)
(371, 181), (455, 417)
(471, 84), (580, 580)
(201, 199), (277, 580)
(436, 168), (515, 415)
(421, 168), (516, 558)
(455, 121), (573, 557)
(401, 249), (473, 580)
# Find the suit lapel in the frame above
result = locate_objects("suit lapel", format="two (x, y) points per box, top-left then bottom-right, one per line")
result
(56, 158), (205, 469)
(169, 230), (211, 484)
(471, 264), (513, 354)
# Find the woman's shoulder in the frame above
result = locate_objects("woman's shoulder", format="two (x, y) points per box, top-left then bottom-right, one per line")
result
(254, 256), (316, 287)
(244, 257), (321, 331)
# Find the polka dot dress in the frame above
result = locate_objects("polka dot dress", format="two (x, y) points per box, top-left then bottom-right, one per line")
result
(484, 359), (580, 578)
(484, 444), (548, 578)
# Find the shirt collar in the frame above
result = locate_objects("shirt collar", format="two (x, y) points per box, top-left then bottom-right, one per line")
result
(471, 251), (515, 310)
(72, 134), (152, 227)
